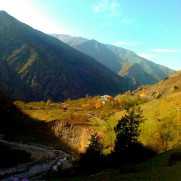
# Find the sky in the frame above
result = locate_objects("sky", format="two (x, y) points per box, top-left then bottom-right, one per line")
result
(0, 0), (181, 70)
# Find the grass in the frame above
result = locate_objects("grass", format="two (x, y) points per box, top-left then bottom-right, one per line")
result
(139, 92), (181, 152)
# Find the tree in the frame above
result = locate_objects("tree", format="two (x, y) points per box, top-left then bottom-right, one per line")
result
(80, 134), (103, 171)
(106, 116), (116, 152)
(114, 106), (144, 154)
(46, 99), (52, 108)
(156, 115), (179, 152)
(87, 134), (103, 156)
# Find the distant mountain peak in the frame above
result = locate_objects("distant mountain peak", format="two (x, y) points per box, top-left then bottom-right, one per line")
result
(89, 39), (98, 43)
(0, 10), (12, 18)
(0, 10), (8, 14)
(0, 10), (17, 24)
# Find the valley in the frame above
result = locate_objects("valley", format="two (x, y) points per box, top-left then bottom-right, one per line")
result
(13, 70), (181, 155)
(0, 70), (180, 179)
(0, 4), (180, 180)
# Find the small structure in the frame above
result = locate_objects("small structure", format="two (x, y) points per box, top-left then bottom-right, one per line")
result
(100, 95), (114, 104)
(100, 95), (113, 99)
(62, 103), (70, 108)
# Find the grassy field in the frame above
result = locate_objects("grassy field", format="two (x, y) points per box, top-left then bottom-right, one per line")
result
(140, 91), (181, 152)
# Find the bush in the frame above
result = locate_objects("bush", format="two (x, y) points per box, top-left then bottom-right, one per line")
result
(163, 77), (169, 81)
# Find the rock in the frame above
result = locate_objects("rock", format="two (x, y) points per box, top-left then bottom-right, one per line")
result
(48, 120), (103, 153)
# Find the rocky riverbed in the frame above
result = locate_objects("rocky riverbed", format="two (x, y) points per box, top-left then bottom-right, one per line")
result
(0, 135), (74, 180)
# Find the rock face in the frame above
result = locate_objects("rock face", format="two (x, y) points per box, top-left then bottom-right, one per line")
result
(49, 120), (102, 153)
(0, 11), (129, 102)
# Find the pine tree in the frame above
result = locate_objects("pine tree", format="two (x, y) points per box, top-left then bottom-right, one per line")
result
(114, 106), (144, 154)
(80, 134), (103, 171)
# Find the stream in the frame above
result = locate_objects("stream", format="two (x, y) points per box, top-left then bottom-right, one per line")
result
(0, 135), (74, 180)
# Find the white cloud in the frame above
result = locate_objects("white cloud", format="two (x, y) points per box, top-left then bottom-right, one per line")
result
(0, 0), (70, 34)
(153, 49), (179, 53)
(94, 6), (100, 12)
(110, 2), (121, 9)
(120, 19), (129, 24)
(120, 19), (136, 25)
(138, 53), (154, 59)
(129, 42), (140, 46)
(114, 41), (126, 45)
(114, 41), (141, 46)
(120, 19), (131, 25)
(93, 0), (121, 16)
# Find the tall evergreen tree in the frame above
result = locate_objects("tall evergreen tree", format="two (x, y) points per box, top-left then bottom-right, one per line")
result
(114, 106), (144, 154)
(80, 134), (103, 171)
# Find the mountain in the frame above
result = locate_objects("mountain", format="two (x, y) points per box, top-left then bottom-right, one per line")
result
(51, 34), (126, 74)
(0, 11), (129, 101)
(51, 34), (127, 74)
(105, 44), (176, 81)
(52, 34), (176, 87)
(119, 63), (158, 86)
(0, 59), (32, 101)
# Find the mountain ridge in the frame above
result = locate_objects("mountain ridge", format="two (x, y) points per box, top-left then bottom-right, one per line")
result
(0, 11), (129, 101)
(52, 34), (176, 87)
(106, 44), (175, 81)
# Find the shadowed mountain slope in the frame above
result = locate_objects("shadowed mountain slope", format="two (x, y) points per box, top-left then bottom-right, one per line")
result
(0, 11), (129, 101)
(119, 63), (158, 86)
(0, 59), (32, 101)
(51, 34), (127, 74)
(52, 34), (175, 87)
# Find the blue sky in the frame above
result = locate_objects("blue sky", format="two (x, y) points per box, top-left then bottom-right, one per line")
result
(1, 0), (181, 70)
